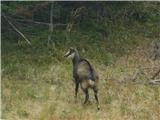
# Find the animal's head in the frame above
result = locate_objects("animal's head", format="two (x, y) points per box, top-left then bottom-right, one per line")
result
(64, 47), (78, 59)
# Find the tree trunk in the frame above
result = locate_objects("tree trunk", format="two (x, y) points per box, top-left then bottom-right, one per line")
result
(48, 2), (54, 47)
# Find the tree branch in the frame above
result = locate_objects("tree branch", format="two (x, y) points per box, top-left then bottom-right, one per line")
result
(151, 69), (160, 79)
(7, 16), (66, 27)
(12, 18), (49, 26)
(148, 79), (160, 85)
(2, 13), (31, 45)
(131, 68), (140, 81)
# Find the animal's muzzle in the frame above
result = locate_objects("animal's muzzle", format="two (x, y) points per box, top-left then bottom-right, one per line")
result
(64, 51), (70, 57)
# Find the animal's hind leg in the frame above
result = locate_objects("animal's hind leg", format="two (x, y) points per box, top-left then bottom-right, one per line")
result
(83, 88), (89, 104)
(93, 86), (100, 110)
(80, 80), (90, 104)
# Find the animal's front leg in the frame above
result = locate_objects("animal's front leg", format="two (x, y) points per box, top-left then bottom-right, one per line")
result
(75, 82), (79, 98)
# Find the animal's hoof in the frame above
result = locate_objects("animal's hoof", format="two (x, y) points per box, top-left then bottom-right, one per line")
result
(97, 106), (100, 110)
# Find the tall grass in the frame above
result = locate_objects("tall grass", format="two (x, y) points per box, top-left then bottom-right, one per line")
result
(1, 17), (160, 119)
(2, 36), (160, 120)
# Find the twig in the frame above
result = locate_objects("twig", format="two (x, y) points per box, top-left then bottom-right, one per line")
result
(148, 79), (160, 85)
(13, 18), (67, 27)
(7, 16), (66, 27)
(130, 66), (160, 82)
(151, 69), (160, 79)
(12, 18), (49, 26)
(2, 13), (31, 45)
(131, 68), (140, 81)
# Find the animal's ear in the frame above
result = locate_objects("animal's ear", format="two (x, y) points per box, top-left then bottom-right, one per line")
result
(74, 47), (79, 52)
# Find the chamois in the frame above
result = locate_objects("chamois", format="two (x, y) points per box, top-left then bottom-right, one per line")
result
(64, 47), (100, 110)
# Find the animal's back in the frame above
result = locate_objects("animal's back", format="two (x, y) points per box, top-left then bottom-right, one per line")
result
(77, 59), (98, 81)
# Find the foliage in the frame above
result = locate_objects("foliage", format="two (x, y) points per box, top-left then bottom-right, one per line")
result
(1, 1), (160, 120)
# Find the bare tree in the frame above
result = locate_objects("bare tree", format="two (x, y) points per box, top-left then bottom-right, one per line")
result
(66, 7), (85, 40)
(48, 2), (54, 47)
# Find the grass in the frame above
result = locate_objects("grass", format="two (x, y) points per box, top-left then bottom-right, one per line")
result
(1, 36), (160, 120)
(1, 2), (160, 119)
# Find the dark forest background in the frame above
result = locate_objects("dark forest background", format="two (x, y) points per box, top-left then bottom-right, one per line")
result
(1, 1), (160, 120)
(2, 2), (159, 62)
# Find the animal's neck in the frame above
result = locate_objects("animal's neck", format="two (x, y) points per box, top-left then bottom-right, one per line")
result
(72, 51), (80, 65)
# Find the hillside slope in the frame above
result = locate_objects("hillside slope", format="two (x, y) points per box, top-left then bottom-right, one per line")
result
(2, 38), (160, 120)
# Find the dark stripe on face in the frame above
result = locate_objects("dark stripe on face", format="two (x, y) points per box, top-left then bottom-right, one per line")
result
(64, 49), (74, 57)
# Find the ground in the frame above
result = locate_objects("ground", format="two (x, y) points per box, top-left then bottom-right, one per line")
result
(1, 42), (160, 120)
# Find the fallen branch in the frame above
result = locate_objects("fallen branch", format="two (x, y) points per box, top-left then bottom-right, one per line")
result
(148, 79), (160, 85)
(151, 69), (160, 79)
(131, 66), (160, 81)
(131, 68), (140, 81)
(2, 13), (31, 45)
(139, 66), (160, 70)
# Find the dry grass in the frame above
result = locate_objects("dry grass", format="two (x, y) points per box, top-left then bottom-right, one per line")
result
(2, 44), (160, 120)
